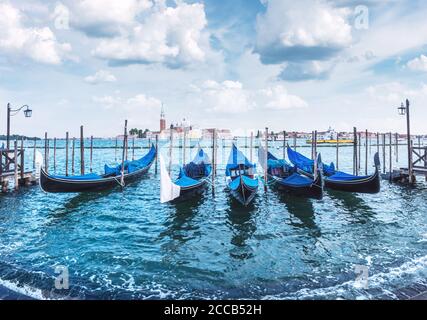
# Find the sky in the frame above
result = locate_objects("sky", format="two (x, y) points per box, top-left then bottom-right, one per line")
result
(1, 0), (427, 138)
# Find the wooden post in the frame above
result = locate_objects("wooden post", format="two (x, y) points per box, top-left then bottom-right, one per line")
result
(314, 130), (318, 160)
(125, 134), (128, 162)
(183, 129), (187, 165)
(311, 131), (314, 160)
(395, 132), (399, 163)
(212, 129), (216, 194)
(353, 127), (358, 176)
(53, 138), (57, 173)
(293, 132), (297, 151)
(283, 131), (286, 160)
(168, 128), (173, 175)
(20, 138), (24, 180)
(72, 137), (75, 175)
(121, 120), (128, 187)
(358, 132), (362, 170)
(405, 100), (414, 184)
(65, 132), (69, 176)
(389, 132), (392, 180)
(90, 135), (93, 173)
(155, 134), (158, 174)
(336, 132), (339, 170)
(80, 125), (85, 175)
(250, 131), (254, 162)
(365, 130), (368, 175)
(132, 137), (135, 161)
(382, 134), (386, 174)
(376, 132), (380, 155)
(44, 132), (48, 173)
(115, 137), (118, 162)
(264, 128), (269, 192)
(33, 138), (36, 169)
(14, 140), (18, 190)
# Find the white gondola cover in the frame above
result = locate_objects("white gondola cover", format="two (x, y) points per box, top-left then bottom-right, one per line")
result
(160, 154), (181, 203)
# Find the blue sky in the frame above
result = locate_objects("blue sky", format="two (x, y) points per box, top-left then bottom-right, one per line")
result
(1, 0), (427, 137)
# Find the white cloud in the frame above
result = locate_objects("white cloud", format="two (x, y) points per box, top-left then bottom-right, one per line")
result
(0, 2), (71, 65)
(279, 61), (333, 81)
(259, 85), (308, 109)
(93, 93), (161, 110)
(366, 82), (427, 105)
(407, 54), (427, 72)
(255, 0), (352, 64)
(84, 2), (211, 68)
(191, 80), (307, 113)
(198, 80), (254, 114)
(85, 70), (117, 84)
(67, 0), (152, 37)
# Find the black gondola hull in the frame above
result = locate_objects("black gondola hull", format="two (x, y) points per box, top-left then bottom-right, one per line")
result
(228, 178), (258, 206)
(40, 159), (154, 193)
(325, 169), (380, 194)
(171, 180), (209, 203)
(271, 173), (323, 199)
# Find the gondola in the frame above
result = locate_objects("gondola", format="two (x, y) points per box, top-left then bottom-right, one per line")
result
(160, 148), (212, 203)
(287, 146), (381, 194)
(226, 144), (259, 206)
(40, 144), (156, 193)
(259, 146), (323, 199)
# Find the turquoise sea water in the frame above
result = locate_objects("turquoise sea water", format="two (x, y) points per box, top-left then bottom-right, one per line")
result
(0, 138), (426, 299)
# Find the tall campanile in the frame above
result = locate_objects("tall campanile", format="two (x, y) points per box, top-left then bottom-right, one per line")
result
(160, 104), (166, 132)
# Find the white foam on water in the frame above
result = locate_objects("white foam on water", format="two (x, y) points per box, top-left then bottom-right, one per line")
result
(0, 278), (47, 300)
(263, 255), (427, 300)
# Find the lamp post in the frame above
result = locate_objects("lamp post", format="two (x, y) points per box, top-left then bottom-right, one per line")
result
(398, 99), (413, 183)
(6, 103), (33, 150)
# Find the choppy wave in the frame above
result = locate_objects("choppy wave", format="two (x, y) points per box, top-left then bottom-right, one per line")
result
(263, 255), (427, 300)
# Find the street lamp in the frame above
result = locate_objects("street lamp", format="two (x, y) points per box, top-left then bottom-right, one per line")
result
(6, 103), (33, 150)
(398, 102), (406, 116)
(397, 99), (413, 183)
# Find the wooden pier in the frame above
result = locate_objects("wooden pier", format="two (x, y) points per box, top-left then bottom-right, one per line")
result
(0, 141), (36, 192)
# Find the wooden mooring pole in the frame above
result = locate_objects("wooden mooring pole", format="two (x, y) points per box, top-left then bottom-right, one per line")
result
(121, 120), (128, 187)
(168, 128), (173, 175)
(264, 127), (268, 192)
(53, 138), (57, 173)
(336, 132), (339, 170)
(20, 138), (24, 181)
(115, 137), (118, 162)
(65, 132), (69, 176)
(365, 130), (368, 175)
(395, 132), (399, 163)
(44, 132), (48, 173)
(389, 132), (392, 181)
(80, 126), (85, 175)
(293, 133), (297, 151)
(283, 131), (286, 160)
(132, 137), (135, 161)
(382, 134), (386, 174)
(155, 134), (158, 174)
(212, 129), (216, 195)
(33, 138), (36, 169)
(250, 131), (254, 162)
(90, 135), (93, 173)
(353, 127), (358, 176)
(72, 137), (75, 175)
(14, 140), (18, 190)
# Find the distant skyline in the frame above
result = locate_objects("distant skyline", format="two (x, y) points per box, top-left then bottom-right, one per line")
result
(1, 0), (427, 138)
